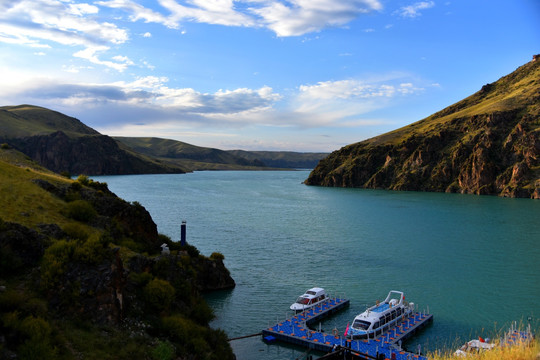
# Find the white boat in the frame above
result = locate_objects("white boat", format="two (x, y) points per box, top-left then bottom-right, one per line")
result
(290, 287), (328, 312)
(455, 338), (495, 356)
(347, 290), (414, 340)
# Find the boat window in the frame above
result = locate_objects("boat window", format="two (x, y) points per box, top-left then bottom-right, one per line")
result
(296, 297), (310, 305)
(352, 320), (371, 330)
(373, 321), (380, 329)
(380, 318), (385, 326)
(397, 308), (402, 316)
(385, 314), (391, 322)
(391, 310), (396, 320)
(306, 291), (316, 295)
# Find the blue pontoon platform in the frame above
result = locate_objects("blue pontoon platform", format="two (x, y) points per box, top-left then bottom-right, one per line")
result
(262, 297), (433, 360)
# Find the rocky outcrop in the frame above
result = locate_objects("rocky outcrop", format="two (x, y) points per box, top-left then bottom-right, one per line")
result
(0, 153), (236, 359)
(0, 221), (45, 274)
(9, 131), (184, 175)
(306, 58), (540, 199)
(46, 248), (127, 325)
(34, 177), (161, 249)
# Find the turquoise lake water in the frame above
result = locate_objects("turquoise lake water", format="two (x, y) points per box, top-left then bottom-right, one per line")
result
(92, 170), (540, 359)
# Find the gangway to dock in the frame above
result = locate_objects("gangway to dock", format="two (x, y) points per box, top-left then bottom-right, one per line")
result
(262, 296), (433, 360)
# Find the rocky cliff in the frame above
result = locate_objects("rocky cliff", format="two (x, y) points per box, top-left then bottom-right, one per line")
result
(1, 105), (187, 175)
(305, 57), (540, 199)
(0, 150), (235, 359)
(9, 130), (187, 176)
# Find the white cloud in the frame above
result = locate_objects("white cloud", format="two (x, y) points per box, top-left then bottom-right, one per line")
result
(96, 0), (179, 28)
(68, 3), (99, 16)
(395, 1), (435, 18)
(1, 75), (282, 121)
(97, 0), (383, 37)
(143, 32), (152, 37)
(74, 46), (133, 72)
(250, 0), (383, 37)
(0, 66), (427, 151)
(290, 78), (424, 126)
(0, 0), (130, 70)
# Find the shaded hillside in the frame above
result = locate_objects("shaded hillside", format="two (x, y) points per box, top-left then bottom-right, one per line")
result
(115, 136), (328, 170)
(114, 136), (268, 170)
(228, 149), (328, 169)
(0, 147), (235, 359)
(305, 56), (540, 199)
(0, 105), (187, 175)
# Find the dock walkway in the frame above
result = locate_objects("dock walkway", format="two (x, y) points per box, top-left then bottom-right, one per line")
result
(262, 297), (433, 360)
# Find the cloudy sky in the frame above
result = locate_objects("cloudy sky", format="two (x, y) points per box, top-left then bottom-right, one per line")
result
(0, 0), (538, 152)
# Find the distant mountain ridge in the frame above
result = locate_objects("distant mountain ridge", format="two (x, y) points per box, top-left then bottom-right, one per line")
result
(305, 56), (540, 199)
(115, 136), (327, 170)
(0, 105), (327, 175)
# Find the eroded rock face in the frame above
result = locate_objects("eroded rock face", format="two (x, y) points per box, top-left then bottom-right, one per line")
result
(48, 248), (127, 325)
(307, 111), (539, 198)
(305, 58), (540, 199)
(10, 131), (184, 175)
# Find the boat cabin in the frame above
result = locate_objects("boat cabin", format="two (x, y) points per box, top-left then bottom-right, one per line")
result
(348, 290), (414, 340)
(290, 287), (328, 311)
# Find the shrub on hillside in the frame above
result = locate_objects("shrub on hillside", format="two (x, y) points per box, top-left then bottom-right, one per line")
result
(190, 300), (214, 325)
(76, 174), (90, 186)
(144, 278), (175, 312)
(63, 223), (89, 241)
(210, 252), (224, 261)
(73, 234), (109, 265)
(65, 200), (97, 222)
(182, 244), (200, 258)
(151, 340), (175, 360)
(40, 240), (76, 288)
(19, 316), (52, 340)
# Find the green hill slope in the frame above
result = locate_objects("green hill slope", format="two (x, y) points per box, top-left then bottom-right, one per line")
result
(114, 136), (268, 170)
(0, 147), (235, 359)
(114, 137), (329, 170)
(0, 104), (98, 138)
(305, 56), (540, 199)
(0, 105), (187, 175)
(227, 149), (328, 169)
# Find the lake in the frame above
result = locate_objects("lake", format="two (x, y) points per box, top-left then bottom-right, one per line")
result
(92, 170), (540, 359)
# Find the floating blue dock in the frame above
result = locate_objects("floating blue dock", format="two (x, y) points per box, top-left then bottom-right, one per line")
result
(262, 297), (433, 360)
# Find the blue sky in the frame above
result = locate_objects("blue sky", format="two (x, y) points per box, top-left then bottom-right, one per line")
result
(0, 0), (538, 152)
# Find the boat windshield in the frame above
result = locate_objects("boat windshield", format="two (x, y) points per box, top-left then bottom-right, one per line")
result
(352, 320), (371, 330)
(296, 297), (310, 305)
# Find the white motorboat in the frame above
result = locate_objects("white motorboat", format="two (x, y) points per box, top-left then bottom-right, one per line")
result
(455, 338), (495, 356)
(290, 287), (328, 312)
(347, 290), (414, 340)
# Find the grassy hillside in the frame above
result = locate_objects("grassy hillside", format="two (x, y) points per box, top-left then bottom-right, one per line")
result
(116, 136), (328, 170)
(0, 105), (98, 138)
(115, 136), (270, 170)
(0, 106), (187, 175)
(0, 147), (235, 359)
(429, 340), (539, 360)
(365, 57), (540, 147)
(228, 149), (328, 169)
(305, 57), (540, 198)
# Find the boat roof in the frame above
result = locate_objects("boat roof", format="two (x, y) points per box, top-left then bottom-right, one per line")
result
(354, 290), (406, 322)
(301, 287), (325, 297)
